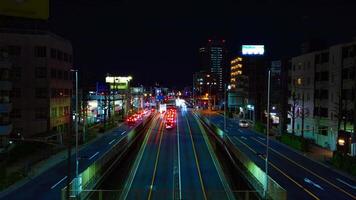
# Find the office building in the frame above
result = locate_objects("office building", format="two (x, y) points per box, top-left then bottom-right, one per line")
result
(0, 29), (73, 139)
(199, 39), (228, 93)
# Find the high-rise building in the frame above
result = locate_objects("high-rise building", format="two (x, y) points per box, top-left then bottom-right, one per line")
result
(0, 29), (73, 139)
(199, 39), (228, 93)
(193, 71), (217, 108)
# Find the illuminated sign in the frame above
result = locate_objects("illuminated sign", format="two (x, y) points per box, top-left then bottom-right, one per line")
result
(105, 76), (132, 90)
(242, 45), (264, 55)
(0, 0), (49, 20)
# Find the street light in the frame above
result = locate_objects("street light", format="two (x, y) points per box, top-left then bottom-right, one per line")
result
(264, 69), (271, 199)
(224, 84), (231, 131)
(70, 69), (79, 196)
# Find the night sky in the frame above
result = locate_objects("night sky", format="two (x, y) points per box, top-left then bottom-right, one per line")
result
(50, 0), (356, 88)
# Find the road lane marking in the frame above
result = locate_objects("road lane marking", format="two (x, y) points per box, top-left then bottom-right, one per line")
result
(251, 137), (356, 199)
(89, 151), (99, 160)
(51, 176), (67, 189)
(120, 115), (160, 200)
(147, 118), (165, 200)
(176, 113), (182, 200)
(258, 137), (266, 140)
(337, 178), (356, 190)
(233, 137), (320, 199)
(121, 131), (127, 135)
(304, 178), (324, 190)
(241, 136), (247, 140)
(195, 114), (235, 200)
(108, 139), (116, 145)
(185, 116), (208, 200)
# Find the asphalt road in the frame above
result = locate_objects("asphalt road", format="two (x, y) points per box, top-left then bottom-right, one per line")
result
(205, 113), (356, 200)
(0, 116), (148, 200)
(120, 110), (234, 200)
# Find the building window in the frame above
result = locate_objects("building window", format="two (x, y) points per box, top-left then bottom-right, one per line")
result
(64, 53), (68, 62)
(35, 108), (47, 119)
(0, 113), (10, 125)
(51, 68), (57, 78)
(63, 71), (68, 80)
(35, 88), (48, 98)
(50, 48), (57, 59)
(34, 46), (47, 57)
(57, 50), (63, 60)
(69, 55), (73, 63)
(11, 66), (21, 80)
(0, 68), (10, 81)
(0, 90), (10, 103)
(35, 67), (47, 78)
(11, 88), (21, 98)
(10, 109), (21, 118)
(57, 70), (63, 79)
(8, 45), (21, 56)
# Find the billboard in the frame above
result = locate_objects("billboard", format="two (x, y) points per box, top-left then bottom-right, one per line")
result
(242, 45), (264, 55)
(105, 76), (132, 90)
(0, 0), (49, 20)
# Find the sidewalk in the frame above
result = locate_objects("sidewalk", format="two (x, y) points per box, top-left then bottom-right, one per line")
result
(0, 122), (123, 198)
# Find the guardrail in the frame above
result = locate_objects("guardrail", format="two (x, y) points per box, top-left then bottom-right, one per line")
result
(195, 112), (287, 200)
(61, 114), (154, 200)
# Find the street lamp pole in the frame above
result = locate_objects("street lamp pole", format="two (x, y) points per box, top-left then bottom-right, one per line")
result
(264, 69), (271, 199)
(70, 69), (79, 195)
(224, 84), (230, 131)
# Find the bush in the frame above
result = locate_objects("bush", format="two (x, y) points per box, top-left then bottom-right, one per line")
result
(253, 121), (266, 134)
(331, 152), (356, 176)
(279, 134), (309, 152)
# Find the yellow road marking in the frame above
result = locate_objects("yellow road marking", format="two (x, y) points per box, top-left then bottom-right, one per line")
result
(234, 137), (319, 200)
(185, 116), (208, 200)
(251, 137), (356, 200)
(147, 119), (164, 200)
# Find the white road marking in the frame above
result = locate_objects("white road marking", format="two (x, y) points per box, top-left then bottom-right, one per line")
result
(121, 131), (127, 135)
(89, 151), (99, 160)
(108, 139), (116, 145)
(51, 176), (67, 189)
(258, 137), (266, 140)
(304, 178), (324, 190)
(240, 136), (247, 140)
(177, 115), (182, 199)
(337, 178), (356, 189)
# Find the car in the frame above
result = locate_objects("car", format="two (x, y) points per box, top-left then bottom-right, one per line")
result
(239, 120), (249, 128)
(126, 116), (136, 125)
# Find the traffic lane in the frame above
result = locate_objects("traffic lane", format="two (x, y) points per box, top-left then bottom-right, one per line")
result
(186, 113), (230, 199)
(210, 114), (356, 199)
(231, 136), (318, 200)
(149, 125), (175, 199)
(238, 127), (356, 199)
(238, 134), (350, 200)
(126, 117), (164, 199)
(178, 111), (205, 200)
(244, 135), (356, 200)
(1, 122), (136, 200)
